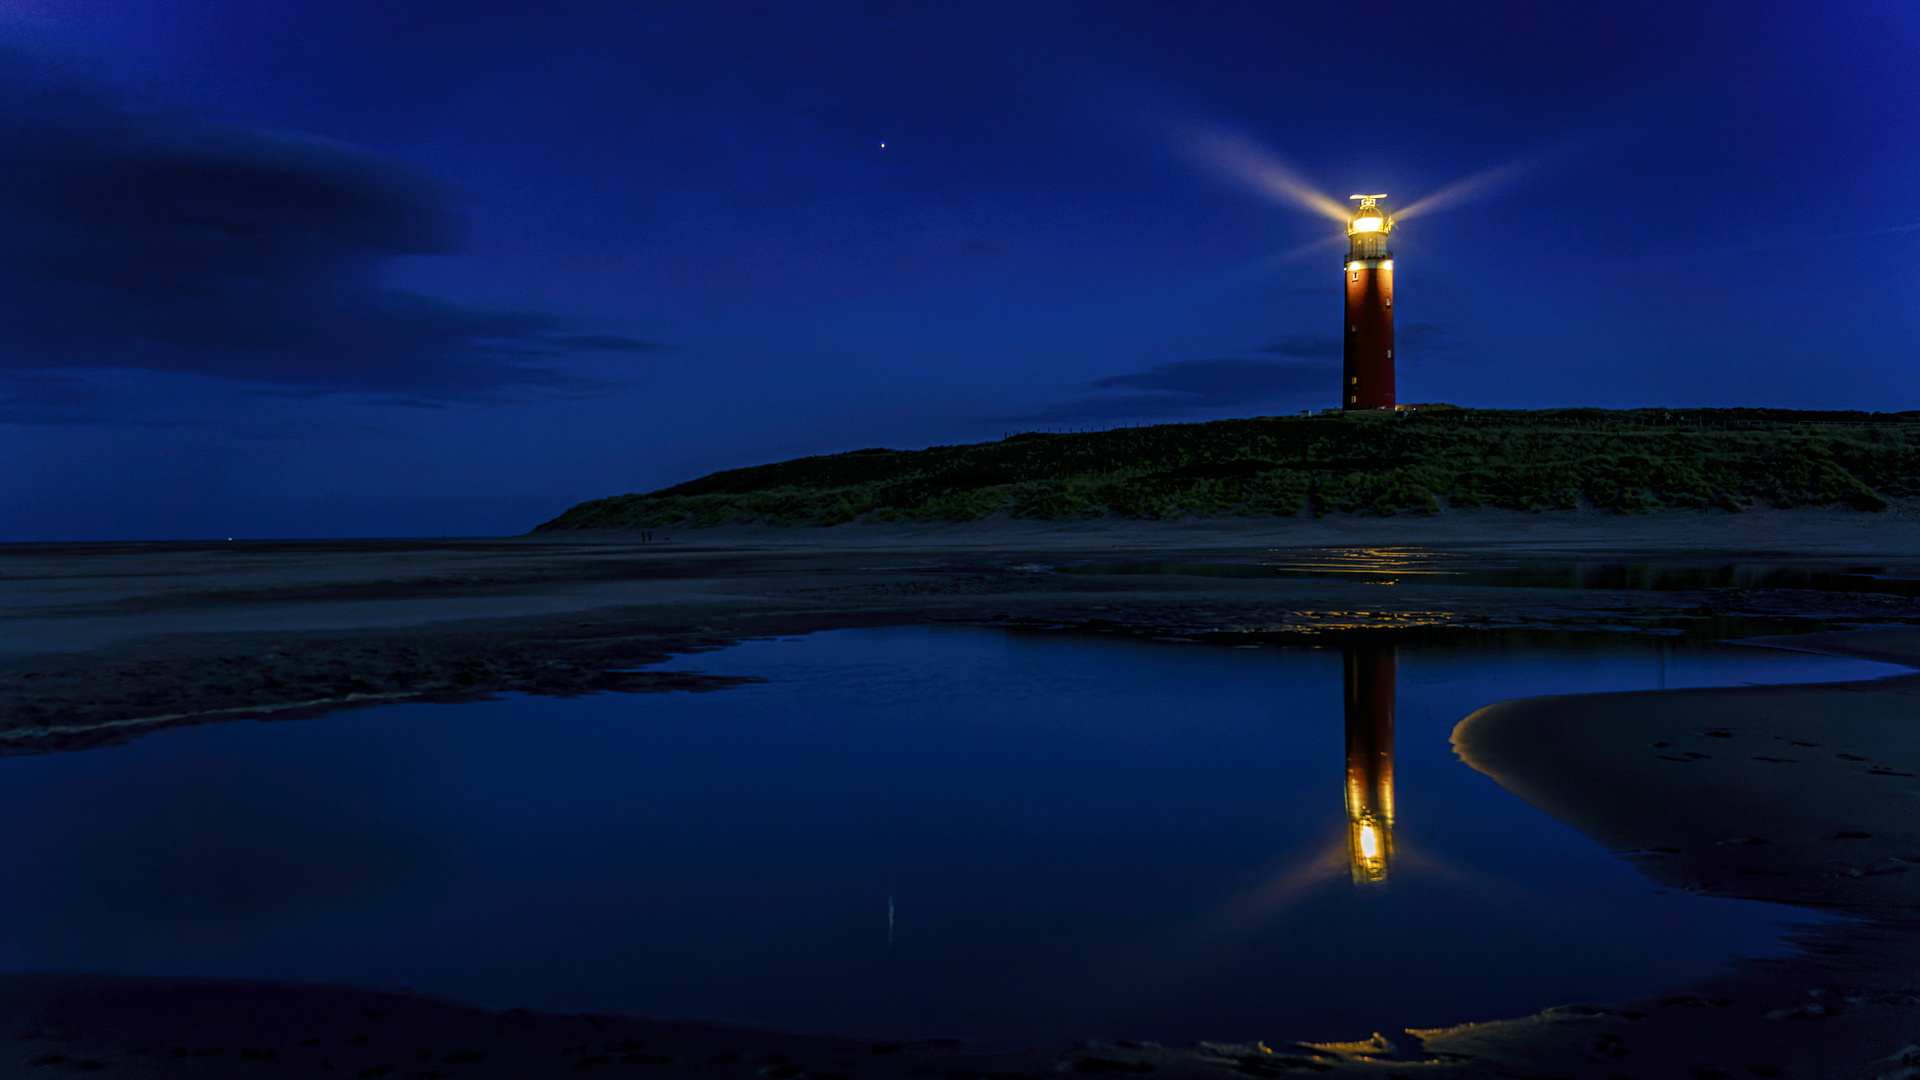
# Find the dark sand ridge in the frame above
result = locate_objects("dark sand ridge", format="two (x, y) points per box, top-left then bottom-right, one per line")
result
(7, 510), (1920, 1076)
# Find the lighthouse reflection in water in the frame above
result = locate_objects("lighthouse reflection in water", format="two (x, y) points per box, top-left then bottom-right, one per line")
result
(1343, 645), (1396, 886)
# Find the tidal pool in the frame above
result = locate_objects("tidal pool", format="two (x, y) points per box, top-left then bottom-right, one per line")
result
(0, 629), (1902, 1049)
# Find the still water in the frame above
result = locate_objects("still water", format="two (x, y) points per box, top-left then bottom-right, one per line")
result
(1063, 548), (1920, 597)
(0, 629), (1902, 1048)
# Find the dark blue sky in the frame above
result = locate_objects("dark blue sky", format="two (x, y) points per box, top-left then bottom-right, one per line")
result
(3, 0), (1915, 540)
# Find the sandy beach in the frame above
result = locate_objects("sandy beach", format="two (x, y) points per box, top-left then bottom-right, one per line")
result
(9, 507), (1920, 747)
(6, 508), (1920, 1077)
(1435, 624), (1920, 1078)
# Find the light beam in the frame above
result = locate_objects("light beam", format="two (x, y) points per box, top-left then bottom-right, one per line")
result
(1184, 125), (1351, 224)
(1395, 138), (1583, 221)
(1182, 122), (1584, 232)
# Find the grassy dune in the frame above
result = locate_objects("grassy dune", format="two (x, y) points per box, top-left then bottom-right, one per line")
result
(535, 408), (1920, 530)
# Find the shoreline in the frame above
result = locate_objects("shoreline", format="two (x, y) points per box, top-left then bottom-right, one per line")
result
(15, 499), (1920, 554)
(1435, 623), (1920, 1075)
(578, 498), (1901, 553)
(7, 535), (1920, 751)
(6, 524), (1920, 1075)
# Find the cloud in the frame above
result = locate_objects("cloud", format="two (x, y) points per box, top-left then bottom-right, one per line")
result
(1090, 358), (1330, 400)
(1255, 334), (1341, 359)
(1395, 322), (1461, 358)
(543, 334), (668, 353)
(0, 371), (103, 425)
(1021, 357), (1335, 422)
(0, 57), (645, 399)
(1023, 325), (1459, 424)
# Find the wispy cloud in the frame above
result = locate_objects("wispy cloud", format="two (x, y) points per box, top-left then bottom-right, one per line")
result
(1396, 322), (1462, 359)
(0, 371), (103, 425)
(1255, 334), (1341, 359)
(0, 52), (655, 403)
(1020, 357), (1334, 422)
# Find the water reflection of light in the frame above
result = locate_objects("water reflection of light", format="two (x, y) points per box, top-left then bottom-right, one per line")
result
(1265, 546), (1482, 578)
(1345, 645), (1396, 886)
(1174, 642), (1504, 983)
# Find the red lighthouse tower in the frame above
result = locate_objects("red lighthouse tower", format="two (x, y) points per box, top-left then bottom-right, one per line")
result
(1341, 194), (1394, 410)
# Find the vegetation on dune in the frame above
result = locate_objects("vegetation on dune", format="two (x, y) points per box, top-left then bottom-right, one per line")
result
(534, 408), (1920, 530)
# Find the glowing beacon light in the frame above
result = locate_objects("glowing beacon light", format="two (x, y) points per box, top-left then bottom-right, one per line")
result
(1341, 194), (1395, 410)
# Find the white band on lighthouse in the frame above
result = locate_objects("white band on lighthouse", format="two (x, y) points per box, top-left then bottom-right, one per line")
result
(1346, 260), (1393, 271)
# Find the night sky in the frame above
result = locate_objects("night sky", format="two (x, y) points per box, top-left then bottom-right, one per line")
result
(2, 1), (1915, 540)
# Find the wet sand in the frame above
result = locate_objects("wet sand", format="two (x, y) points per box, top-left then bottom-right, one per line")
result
(1444, 624), (1920, 1078)
(10, 508), (1920, 751)
(7, 509), (1920, 1076)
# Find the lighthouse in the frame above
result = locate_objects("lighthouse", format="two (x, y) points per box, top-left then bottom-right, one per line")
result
(1342, 194), (1395, 410)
